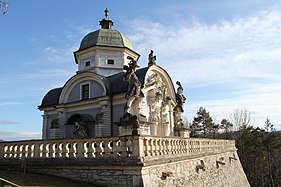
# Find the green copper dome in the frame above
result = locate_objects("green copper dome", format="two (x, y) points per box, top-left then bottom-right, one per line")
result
(78, 29), (135, 51)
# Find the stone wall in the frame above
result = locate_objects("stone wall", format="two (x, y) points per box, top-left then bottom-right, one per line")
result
(142, 151), (249, 187)
(0, 152), (249, 187)
(0, 136), (249, 187)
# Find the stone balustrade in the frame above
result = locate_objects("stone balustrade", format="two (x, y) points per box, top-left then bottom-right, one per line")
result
(0, 136), (236, 160)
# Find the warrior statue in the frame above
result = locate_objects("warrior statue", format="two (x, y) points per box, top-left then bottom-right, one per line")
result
(123, 56), (144, 114)
(176, 81), (186, 112)
(123, 56), (142, 97)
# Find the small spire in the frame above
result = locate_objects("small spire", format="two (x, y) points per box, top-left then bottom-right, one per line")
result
(99, 8), (114, 29)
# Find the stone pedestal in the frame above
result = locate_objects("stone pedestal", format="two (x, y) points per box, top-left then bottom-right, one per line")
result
(180, 128), (190, 138)
(116, 113), (150, 136)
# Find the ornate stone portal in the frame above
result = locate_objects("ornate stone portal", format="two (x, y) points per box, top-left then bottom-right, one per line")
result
(116, 51), (189, 137)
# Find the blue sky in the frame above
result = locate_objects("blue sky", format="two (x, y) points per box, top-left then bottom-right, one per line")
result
(1, 1), (281, 140)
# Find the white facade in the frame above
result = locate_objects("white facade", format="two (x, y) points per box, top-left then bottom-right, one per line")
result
(39, 10), (187, 139)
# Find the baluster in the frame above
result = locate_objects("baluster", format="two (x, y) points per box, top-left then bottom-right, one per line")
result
(102, 140), (111, 157)
(16, 145), (21, 158)
(10, 144), (16, 158)
(183, 139), (188, 154)
(192, 141), (195, 153)
(61, 142), (68, 158)
(5, 145), (11, 158)
(107, 141), (114, 157)
(184, 139), (188, 154)
(147, 139), (152, 156)
(0, 143), (4, 158)
(154, 139), (159, 155)
(175, 140), (180, 154)
(49, 143), (55, 158)
(163, 139), (167, 155)
(143, 139), (148, 156)
(166, 139), (170, 155)
(151, 139), (156, 156)
(163, 140), (168, 155)
(27, 144), (33, 158)
(68, 143), (75, 158)
(119, 138), (127, 157)
(22, 144), (28, 158)
(55, 142), (62, 158)
(92, 142), (97, 158)
(87, 141), (94, 158)
(42, 144), (47, 158)
(170, 140), (174, 154)
(179, 140), (183, 154)
(76, 141), (84, 159)
(95, 140), (102, 157)
(158, 140), (163, 155)
(33, 143), (40, 158)
(111, 140), (119, 157)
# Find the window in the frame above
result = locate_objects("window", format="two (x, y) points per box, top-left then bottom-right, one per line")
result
(81, 83), (90, 100)
(107, 59), (114, 65)
(85, 61), (91, 67)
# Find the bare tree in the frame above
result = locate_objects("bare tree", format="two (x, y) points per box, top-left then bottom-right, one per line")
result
(264, 117), (274, 132)
(0, 1), (8, 15)
(229, 108), (251, 131)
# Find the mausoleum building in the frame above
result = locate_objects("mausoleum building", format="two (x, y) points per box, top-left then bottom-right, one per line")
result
(0, 9), (249, 187)
(38, 9), (188, 139)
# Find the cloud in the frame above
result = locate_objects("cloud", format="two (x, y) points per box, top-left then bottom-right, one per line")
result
(126, 9), (281, 129)
(0, 102), (22, 106)
(0, 120), (19, 125)
(128, 9), (281, 84)
(0, 131), (41, 141)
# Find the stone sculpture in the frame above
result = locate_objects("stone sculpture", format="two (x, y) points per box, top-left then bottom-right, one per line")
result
(123, 56), (142, 98)
(148, 50), (156, 66)
(175, 81), (186, 112)
(74, 121), (88, 138)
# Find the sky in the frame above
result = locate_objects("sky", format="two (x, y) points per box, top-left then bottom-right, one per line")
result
(1, 0), (281, 141)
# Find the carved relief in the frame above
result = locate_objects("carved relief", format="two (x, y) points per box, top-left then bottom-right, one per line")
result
(145, 73), (172, 136)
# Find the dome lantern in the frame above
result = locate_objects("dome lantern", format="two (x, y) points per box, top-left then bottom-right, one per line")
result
(99, 8), (114, 29)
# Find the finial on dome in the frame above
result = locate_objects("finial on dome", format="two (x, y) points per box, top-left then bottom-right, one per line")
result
(100, 8), (114, 29)
(104, 8), (109, 18)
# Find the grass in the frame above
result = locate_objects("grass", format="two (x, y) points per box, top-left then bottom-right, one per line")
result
(0, 170), (104, 187)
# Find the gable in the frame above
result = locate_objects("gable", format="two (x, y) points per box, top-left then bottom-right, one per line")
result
(59, 72), (107, 104)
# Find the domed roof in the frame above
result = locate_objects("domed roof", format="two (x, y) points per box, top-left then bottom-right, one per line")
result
(78, 29), (135, 51)
(77, 8), (135, 52)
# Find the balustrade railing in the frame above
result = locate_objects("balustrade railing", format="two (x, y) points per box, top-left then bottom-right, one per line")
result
(0, 136), (236, 160)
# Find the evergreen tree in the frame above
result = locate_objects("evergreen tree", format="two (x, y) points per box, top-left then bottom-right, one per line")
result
(221, 119), (233, 139)
(191, 107), (214, 138)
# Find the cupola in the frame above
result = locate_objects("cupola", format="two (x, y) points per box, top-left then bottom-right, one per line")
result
(73, 8), (140, 77)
